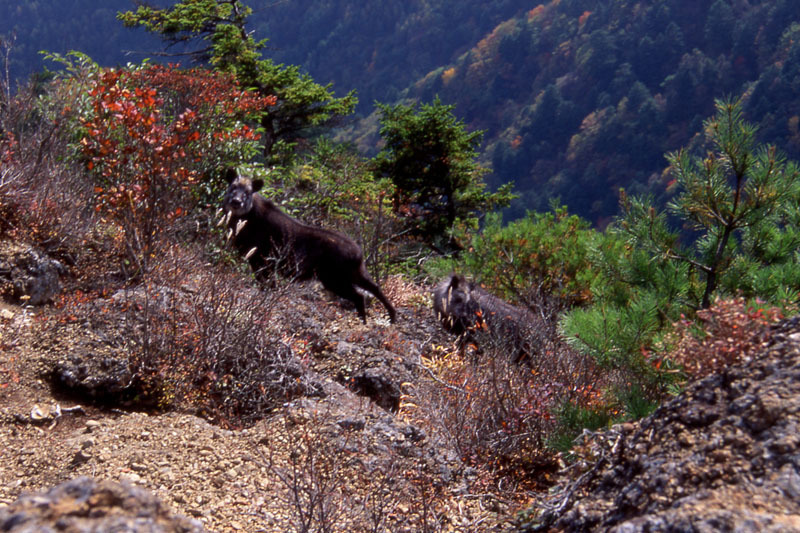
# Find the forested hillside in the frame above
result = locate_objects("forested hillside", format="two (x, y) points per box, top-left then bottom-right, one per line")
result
(0, 0), (530, 110)
(249, 0), (532, 110)
(399, 0), (800, 221)
(4, 0), (800, 222)
(257, 0), (800, 222)
(0, 1), (161, 80)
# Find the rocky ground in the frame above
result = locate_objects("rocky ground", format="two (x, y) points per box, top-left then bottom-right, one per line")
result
(3, 240), (800, 532)
(0, 247), (517, 532)
(524, 316), (800, 532)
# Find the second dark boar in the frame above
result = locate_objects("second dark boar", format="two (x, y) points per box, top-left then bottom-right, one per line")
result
(432, 274), (538, 361)
(222, 169), (396, 323)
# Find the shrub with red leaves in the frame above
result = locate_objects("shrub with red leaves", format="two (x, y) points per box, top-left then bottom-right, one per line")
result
(79, 64), (275, 275)
(667, 298), (786, 380)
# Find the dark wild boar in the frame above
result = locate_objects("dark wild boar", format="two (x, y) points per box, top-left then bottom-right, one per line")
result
(432, 274), (538, 361)
(222, 168), (396, 323)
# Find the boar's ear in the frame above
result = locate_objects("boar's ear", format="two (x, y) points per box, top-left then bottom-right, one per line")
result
(251, 179), (264, 192)
(449, 274), (461, 289)
(224, 168), (238, 183)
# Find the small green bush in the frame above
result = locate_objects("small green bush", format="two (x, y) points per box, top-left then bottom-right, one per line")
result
(428, 206), (601, 314)
(547, 401), (613, 456)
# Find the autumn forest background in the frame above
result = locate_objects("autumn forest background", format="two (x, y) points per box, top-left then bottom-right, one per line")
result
(4, 0), (800, 222)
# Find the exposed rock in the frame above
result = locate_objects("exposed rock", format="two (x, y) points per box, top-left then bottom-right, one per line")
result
(0, 476), (204, 532)
(0, 240), (64, 305)
(43, 297), (139, 405)
(53, 349), (137, 405)
(525, 316), (800, 532)
(40, 283), (327, 415)
(350, 366), (401, 412)
(347, 350), (415, 413)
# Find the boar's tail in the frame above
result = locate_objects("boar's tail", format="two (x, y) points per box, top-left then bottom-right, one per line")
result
(355, 267), (397, 323)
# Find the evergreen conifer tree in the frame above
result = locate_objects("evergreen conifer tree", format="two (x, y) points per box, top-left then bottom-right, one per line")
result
(373, 97), (514, 252)
(562, 98), (800, 410)
(620, 98), (800, 310)
(119, 0), (356, 163)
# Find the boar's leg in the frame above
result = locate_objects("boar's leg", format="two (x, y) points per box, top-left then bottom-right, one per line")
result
(317, 272), (369, 323)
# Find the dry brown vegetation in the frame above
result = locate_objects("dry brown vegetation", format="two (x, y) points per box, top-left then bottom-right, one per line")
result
(666, 298), (788, 381)
(1, 66), (593, 531)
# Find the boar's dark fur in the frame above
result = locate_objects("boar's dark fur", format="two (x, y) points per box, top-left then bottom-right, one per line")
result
(432, 274), (538, 362)
(222, 169), (396, 323)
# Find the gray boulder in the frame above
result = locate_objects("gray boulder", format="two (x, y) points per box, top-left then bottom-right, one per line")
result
(0, 476), (204, 532)
(0, 240), (64, 305)
(526, 317), (800, 532)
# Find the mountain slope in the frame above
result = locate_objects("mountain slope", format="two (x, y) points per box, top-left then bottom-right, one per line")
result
(0, 0), (160, 82)
(399, 0), (800, 221)
(4, 1), (800, 223)
(251, 0), (532, 111)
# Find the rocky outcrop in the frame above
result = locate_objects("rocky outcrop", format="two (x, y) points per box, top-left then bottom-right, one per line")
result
(525, 317), (800, 532)
(43, 285), (326, 414)
(0, 241), (63, 305)
(0, 476), (204, 532)
(338, 343), (415, 413)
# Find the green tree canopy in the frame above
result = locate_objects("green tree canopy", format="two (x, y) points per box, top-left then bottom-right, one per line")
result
(620, 98), (800, 309)
(118, 0), (356, 162)
(372, 97), (514, 252)
(562, 98), (800, 402)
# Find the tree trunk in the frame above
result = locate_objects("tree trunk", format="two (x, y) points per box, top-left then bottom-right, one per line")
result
(701, 222), (734, 309)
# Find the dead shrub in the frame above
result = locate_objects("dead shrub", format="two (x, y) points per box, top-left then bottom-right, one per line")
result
(260, 409), (370, 533)
(0, 78), (126, 291)
(0, 78), (97, 259)
(46, 240), (317, 427)
(256, 404), (449, 533)
(116, 243), (324, 427)
(412, 309), (603, 492)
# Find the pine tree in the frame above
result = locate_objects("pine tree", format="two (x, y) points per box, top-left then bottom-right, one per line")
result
(118, 0), (356, 162)
(561, 98), (800, 413)
(619, 98), (800, 309)
(373, 97), (514, 252)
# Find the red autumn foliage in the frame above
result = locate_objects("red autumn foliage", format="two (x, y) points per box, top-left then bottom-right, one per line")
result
(667, 298), (785, 380)
(81, 65), (272, 211)
(79, 64), (275, 274)
(0, 131), (16, 166)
